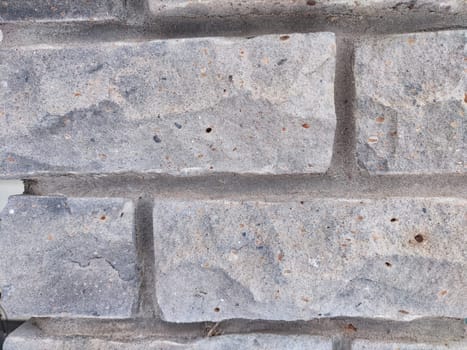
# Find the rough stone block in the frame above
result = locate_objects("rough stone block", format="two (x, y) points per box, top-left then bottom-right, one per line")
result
(148, 0), (467, 18)
(153, 198), (467, 322)
(353, 339), (467, 350)
(355, 30), (465, 174)
(0, 33), (336, 177)
(0, 0), (126, 22)
(0, 196), (138, 319)
(3, 321), (333, 350)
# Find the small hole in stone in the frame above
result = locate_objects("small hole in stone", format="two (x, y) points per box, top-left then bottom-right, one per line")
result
(414, 234), (424, 243)
(206, 127), (212, 133)
(214, 307), (220, 312)
(280, 35), (290, 41)
(390, 218), (398, 222)
(306, 0), (317, 5)
(385, 262), (392, 267)
(300, 201), (304, 205)
(120, 212), (124, 217)
(100, 215), (107, 221)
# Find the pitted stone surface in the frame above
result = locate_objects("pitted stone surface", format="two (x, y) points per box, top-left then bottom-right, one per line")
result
(0, 0), (126, 22)
(0, 196), (138, 319)
(149, 0), (467, 17)
(4, 322), (332, 350)
(0, 33), (336, 177)
(153, 198), (467, 322)
(353, 339), (467, 350)
(355, 30), (466, 174)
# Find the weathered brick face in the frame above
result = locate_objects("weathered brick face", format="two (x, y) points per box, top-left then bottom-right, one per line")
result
(0, 1), (466, 349)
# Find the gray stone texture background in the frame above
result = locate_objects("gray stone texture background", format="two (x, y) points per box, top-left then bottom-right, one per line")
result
(0, 196), (138, 319)
(154, 198), (466, 322)
(355, 31), (465, 174)
(0, 0), (466, 349)
(0, 33), (336, 177)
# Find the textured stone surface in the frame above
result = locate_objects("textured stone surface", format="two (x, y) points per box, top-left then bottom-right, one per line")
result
(4, 322), (332, 350)
(355, 30), (466, 174)
(154, 198), (467, 322)
(0, 196), (138, 319)
(353, 339), (467, 350)
(149, 0), (466, 17)
(0, 33), (336, 178)
(0, 0), (126, 22)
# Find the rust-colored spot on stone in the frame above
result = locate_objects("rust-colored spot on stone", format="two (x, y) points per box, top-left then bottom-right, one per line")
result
(278, 252), (284, 262)
(464, 93), (467, 103)
(375, 116), (385, 123)
(356, 215), (364, 221)
(344, 324), (357, 333)
(399, 310), (410, 314)
(306, 0), (317, 5)
(100, 215), (107, 221)
(407, 37), (416, 45)
(280, 35), (290, 41)
(414, 234), (424, 243)
(6, 156), (15, 163)
(368, 136), (378, 144)
(302, 123), (310, 129)
(74, 92), (81, 97)
(47, 234), (54, 241)
(439, 290), (448, 297)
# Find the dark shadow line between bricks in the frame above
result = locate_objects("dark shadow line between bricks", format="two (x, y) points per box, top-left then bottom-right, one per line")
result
(0, 13), (466, 49)
(327, 34), (357, 180)
(135, 197), (159, 318)
(22, 173), (467, 200)
(26, 316), (466, 344)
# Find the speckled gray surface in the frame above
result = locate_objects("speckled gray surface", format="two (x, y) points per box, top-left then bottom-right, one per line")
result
(353, 339), (467, 350)
(154, 198), (467, 322)
(355, 30), (466, 174)
(3, 321), (332, 350)
(149, 0), (467, 17)
(0, 0), (126, 22)
(0, 196), (138, 319)
(0, 33), (336, 177)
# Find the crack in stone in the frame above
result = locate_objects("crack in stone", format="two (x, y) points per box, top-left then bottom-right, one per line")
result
(69, 257), (132, 282)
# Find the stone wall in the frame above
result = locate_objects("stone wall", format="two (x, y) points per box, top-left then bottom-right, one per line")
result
(0, 0), (466, 349)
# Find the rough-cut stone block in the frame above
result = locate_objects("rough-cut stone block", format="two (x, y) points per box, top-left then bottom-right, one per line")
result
(149, 0), (466, 18)
(0, 33), (336, 177)
(0, 196), (138, 319)
(4, 322), (332, 350)
(0, 0), (126, 22)
(355, 30), (465, 174)
(353, 339), (467, 350)
(154, 198), (467, 322)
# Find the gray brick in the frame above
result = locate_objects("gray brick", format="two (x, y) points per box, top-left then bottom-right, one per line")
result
(4, 321), (332, 350)
(0, 196), (138, 319)
(149, 0), (466, 17)
(353, 339), (467, 350)
(0, 0), (126, 22)
(153, 198), (467, 322)
(355, 30), (466, 174)
(0, 33), (336, 178)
